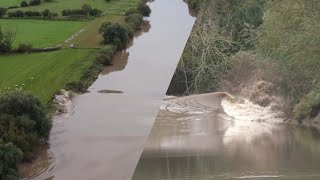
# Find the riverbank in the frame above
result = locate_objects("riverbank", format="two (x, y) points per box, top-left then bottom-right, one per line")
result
(167, 0), (320, 127)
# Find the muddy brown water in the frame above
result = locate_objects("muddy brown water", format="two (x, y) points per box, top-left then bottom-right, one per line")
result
(132, 93), (320, 180)
(20, 1), (195, 179)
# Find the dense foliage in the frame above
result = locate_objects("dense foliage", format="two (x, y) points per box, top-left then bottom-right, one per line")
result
(0, 91), (52, 179)
(168, 0), (320, 121)
(101, 22), (129, 49)
(0, 140), (23, 180)
(168, 0), (265, 95)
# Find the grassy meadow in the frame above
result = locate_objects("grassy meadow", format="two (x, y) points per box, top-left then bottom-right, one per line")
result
(0, 49), (96, 102)
(0, 19), (85, 48)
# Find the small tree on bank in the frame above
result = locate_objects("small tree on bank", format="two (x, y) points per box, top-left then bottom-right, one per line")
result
(101, 23), (129, 49)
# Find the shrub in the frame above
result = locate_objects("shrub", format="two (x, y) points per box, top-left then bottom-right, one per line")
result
(42, 9), (50, 17)
(0, 7), (7, 17)
(294, 90), (320, 121)
(29, 0), (41, 6)
(20, 1), (29, 7)
(89, 8), (102, 16)
(0, 91), (52, 143)
(101, 23), (129, 49)
(125, 13), (143, 30)
(137, 2), (151, 17)
(0, 140), (23, 180)
(96, 45), (115, 65)
(81, 4), (92, 15)
(24, 11), (41, 17)
(17, 43), (32, 53)
(0, 27), (16, 53)
(8, 10), (24, 18)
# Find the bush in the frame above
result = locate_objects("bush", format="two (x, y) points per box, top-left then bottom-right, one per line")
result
(0, 7), (7, 17)
(294, 90), (320, 121)
(125, 13), (143, 30)
(96, 45), (116, 65)
(8, 10), (24, 18)
(100, 23), (129, 49)
(17, 43), (32, 53)
(20, 1), (29, 7)
(29, 0), (41, 6)
(89, 8), (102, 16)
(81, 4), (92, 15)
(42, 9), (50, 17)
(186, 0), (203, 11)
(137, 2), (151, 17)
(25, 11), (41, 17)
(0, 91), (52, 143)
(0, 140), (23, 180)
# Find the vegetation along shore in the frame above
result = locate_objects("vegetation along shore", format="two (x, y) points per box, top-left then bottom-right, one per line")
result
(168, 0), (320, 127)
(0, 0), (151, 179)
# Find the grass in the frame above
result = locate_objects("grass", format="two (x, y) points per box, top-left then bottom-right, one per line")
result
(0, 19), (85, 48)
(0, 0), (21, 7)
(68, 15), (125, 48)
(2, 0), (140, 16)
(0, 49), (96, 103)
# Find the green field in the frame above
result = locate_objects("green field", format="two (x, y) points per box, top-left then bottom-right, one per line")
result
(0, 0), (21, 7)
(0, 49), (96, 102)
(1, 0), (140, 16)
(0, 0), (141, 103)
(0, 19), (85, 48)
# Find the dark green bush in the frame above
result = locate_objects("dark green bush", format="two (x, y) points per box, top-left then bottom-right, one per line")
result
(137, 2), (151, 17)
(96, 45), (116, 65)
(17, 43), (32, 53)
(20, 1), (29, 7)
(101, 23), (129, 49)
(0, 91), (52, 143)
(125, 13), (143, 30)
(0, 140), (23, 180)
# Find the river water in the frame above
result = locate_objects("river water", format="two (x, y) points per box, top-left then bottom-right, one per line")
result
(132, 93), (320, 180)
(20, 1), (195, 179)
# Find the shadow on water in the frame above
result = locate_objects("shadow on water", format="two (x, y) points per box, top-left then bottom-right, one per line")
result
(132, 93), (320, 180)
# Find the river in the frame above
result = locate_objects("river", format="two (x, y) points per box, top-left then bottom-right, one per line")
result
(132, 93), (320, 180)
(20, 0), (196, 179)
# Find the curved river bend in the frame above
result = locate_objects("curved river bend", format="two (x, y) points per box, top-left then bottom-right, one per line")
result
(21, 1), (196, 179)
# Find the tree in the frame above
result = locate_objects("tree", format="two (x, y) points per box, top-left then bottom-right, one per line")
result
(42, 9), (50, 17)
(125, 13), (143, 30)
(101, 23), (129, 49)
(0, 7), (7, 17)
(81, 4), (92, 15)
(0, 27), (16, 53)
(96, 45), (115, 65)
(29, 0), (41, 6)
(89, 8), (102, 16)
(137, 3), (151, 17)
(20, 1), (29, 7)
(0, 140), (23, 180)
(0, 91), (52, 142)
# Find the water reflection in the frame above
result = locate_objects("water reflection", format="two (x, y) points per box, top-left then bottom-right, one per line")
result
(133, 93), (320, 180)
